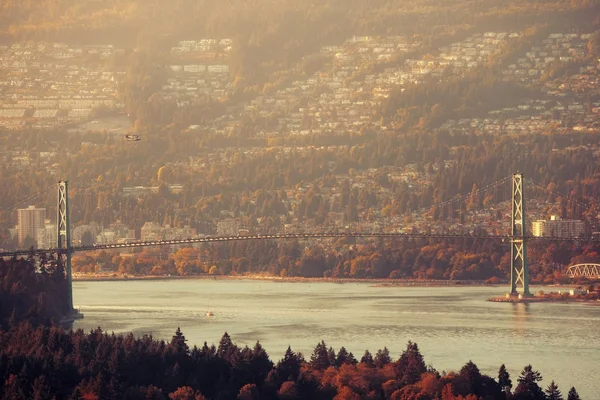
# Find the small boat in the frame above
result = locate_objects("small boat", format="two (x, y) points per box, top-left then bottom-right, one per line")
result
(205, 300), (214, 317)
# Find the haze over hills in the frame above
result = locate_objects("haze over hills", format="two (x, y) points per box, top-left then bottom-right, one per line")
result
(0, 0), (599, 281)
(1, 2), (600, 399)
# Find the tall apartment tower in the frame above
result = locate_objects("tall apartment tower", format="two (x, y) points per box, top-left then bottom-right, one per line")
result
(17, 205), (46, 245)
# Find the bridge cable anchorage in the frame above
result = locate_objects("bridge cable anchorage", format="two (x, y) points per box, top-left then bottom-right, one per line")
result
(0, 184), (55, 213)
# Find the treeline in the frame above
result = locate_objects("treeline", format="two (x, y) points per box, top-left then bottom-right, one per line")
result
(0, 323), (583, 400)
(0, 256), (70, 329)
(72, 237), (600, 283)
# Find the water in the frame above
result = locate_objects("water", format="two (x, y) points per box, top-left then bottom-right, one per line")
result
(73, 280), (600, 398)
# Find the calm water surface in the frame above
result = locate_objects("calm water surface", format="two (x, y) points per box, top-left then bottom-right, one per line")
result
(73, 280), (600, 398)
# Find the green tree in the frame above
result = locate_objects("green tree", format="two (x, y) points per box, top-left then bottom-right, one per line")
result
(276, 346), (302, 382)
(170, 327), (189, 354)
(498, 364), (512, 393)
(309, 341), (330, 371)
(360, 350), (375, 368)
(514, 365), (545, 400)
(460, 360), (483, 396)
(566, 387), (580, 400)
(374, 347), (391, 368)
(545, 381), (563, 400)
(217, 332), (239, 365)
(31, 375), (53, 400)
(335, 346), (349, 367)
(395, 341), (427, 386)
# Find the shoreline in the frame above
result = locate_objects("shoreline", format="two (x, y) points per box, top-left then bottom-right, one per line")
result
(488, 295), (600, 304)
(73, 274), (490, 286)
(72, 274), (580, 288)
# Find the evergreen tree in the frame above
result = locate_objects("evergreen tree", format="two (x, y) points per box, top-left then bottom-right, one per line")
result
(514, 365), (545, 400)
(498, 364), (512, 393)
(327, 346), (336, 366)
(374, 347), (391, 368)
(309, 341), (330, 371)
(566, 387), (580, 400)
(277, 346), (302, 382)
(545, 381), (563, 400)
(67, 388), (84, 400)
(250, 341), (273, 384)
(360, 350), (375, 367)
(170, 327), (189, 354)
(335, 346), (349, 367)
(395, 341), (427, 386)
(217, 332), (239, 365)
(346, 352), (358, 365)
(31, 375), (53, 400)
(2, 374), (27, 400)
(460, 360), (483, 396)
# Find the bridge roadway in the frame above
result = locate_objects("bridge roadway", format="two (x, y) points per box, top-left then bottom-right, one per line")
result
(1, 231), (596, 258)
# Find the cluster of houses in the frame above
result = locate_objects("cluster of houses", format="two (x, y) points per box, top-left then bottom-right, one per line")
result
(438, 32), (599, 137)
(0, 42), (125, 130)
(240, 33), (516, 138)
(140, 222), (198, 242)
(170, 39), (233, 57)
(399, 32), (519, 84)
(440, 99), (600, 137)
(0, 39), (236, 132)
(502, 33), (593, 84)
(164, 39), (235, 106)
(244, 35), (423, 137)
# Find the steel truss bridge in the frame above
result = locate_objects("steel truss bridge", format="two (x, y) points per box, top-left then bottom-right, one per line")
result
(566, 264), (600, 279)
(1, 173), (598, 315)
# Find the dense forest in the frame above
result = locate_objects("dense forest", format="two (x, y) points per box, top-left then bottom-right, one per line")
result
(0, 323), (583, 400)
(0, 256), (70, 329)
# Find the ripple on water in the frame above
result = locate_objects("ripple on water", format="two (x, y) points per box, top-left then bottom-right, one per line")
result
(73, 280), (600, 399)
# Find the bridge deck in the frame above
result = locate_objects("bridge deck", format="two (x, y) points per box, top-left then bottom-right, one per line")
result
(1, 232), (597, 258)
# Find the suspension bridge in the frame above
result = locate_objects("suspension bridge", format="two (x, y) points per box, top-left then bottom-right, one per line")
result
(0, 173), (597, 317)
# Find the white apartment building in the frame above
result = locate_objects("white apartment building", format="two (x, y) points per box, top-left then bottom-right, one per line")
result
(36, 222), (57, 249)
(532, 215), (585, 238)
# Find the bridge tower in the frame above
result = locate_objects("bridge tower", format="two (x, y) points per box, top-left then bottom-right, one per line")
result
(510, 173), (531, 297)
(57, 181), (75, 312)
